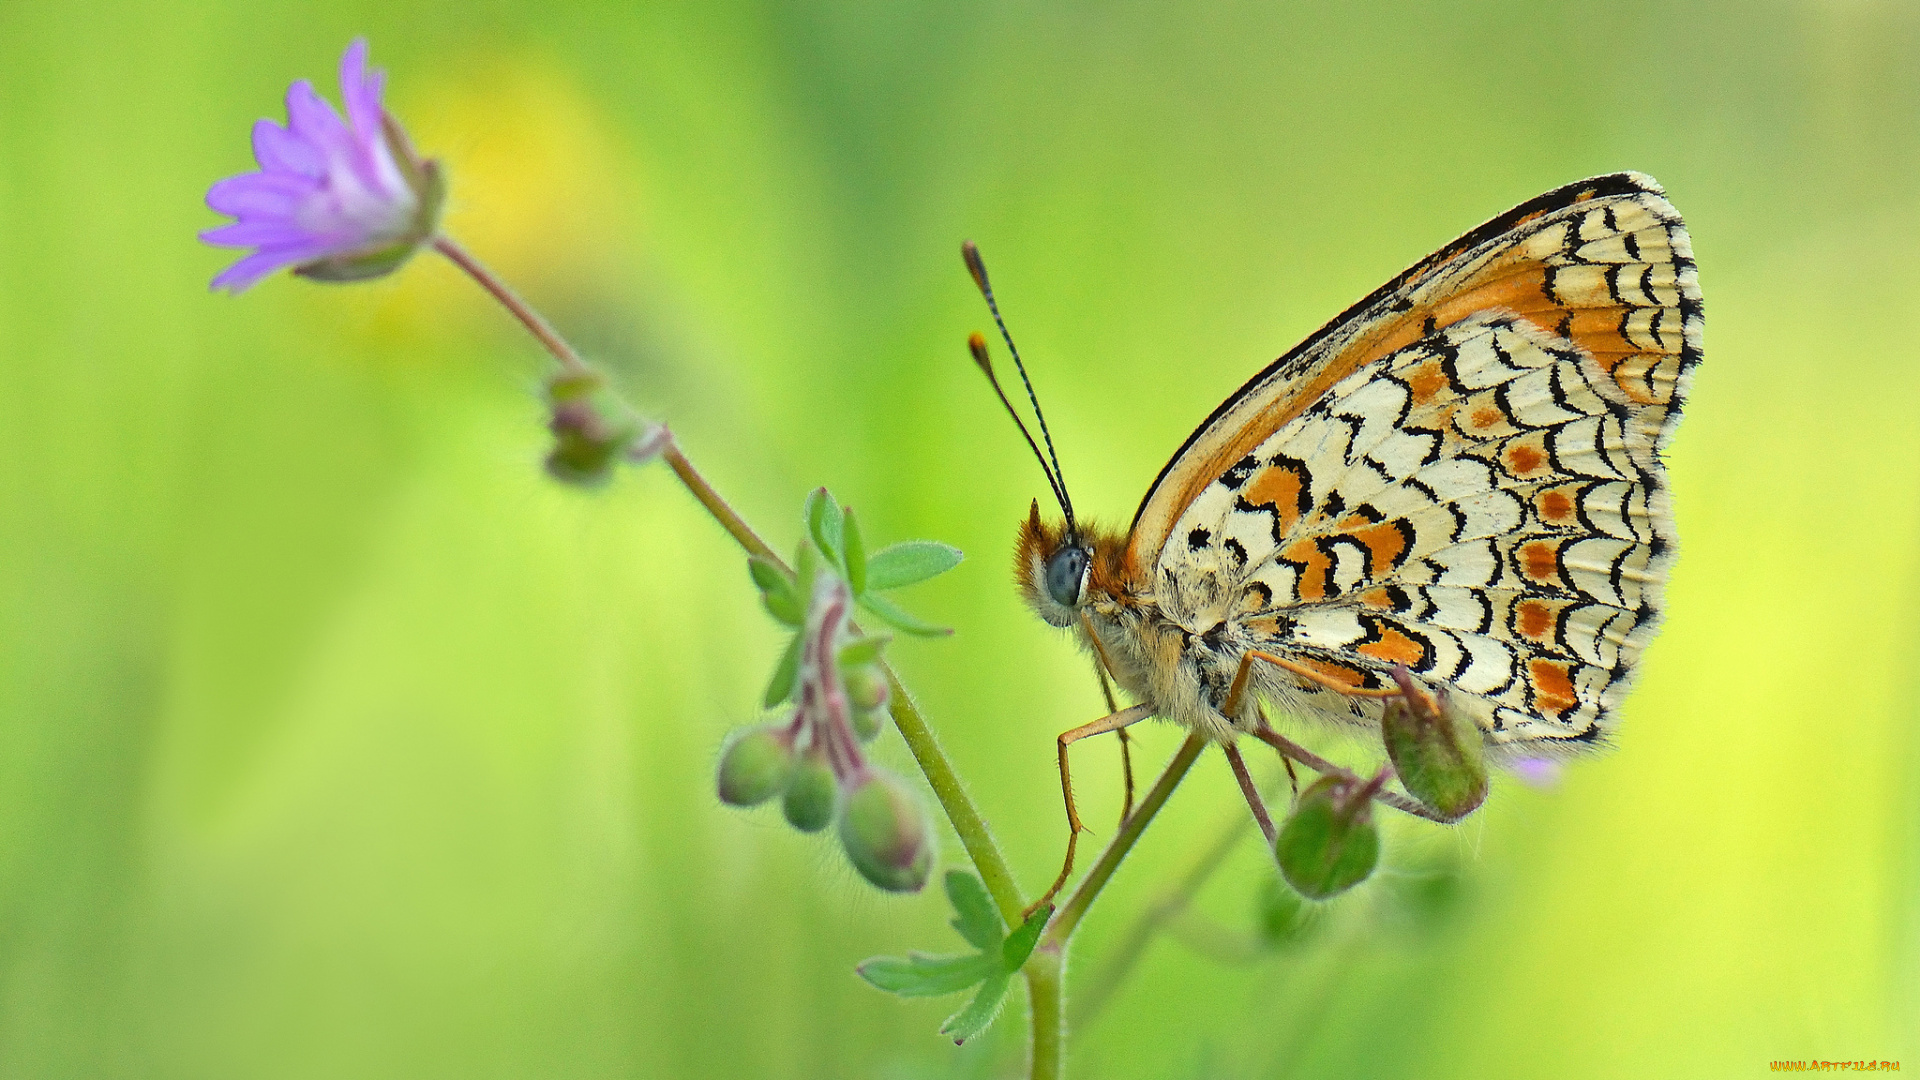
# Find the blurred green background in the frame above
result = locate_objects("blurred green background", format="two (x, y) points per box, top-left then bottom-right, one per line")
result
(1, 1), (1915, 1077)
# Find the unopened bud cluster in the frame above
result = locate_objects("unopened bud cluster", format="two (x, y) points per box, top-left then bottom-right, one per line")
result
(718, 491), (963, 892)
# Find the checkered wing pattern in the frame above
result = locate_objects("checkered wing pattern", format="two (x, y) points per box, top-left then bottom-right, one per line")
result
(1138, 174), (1699, 747)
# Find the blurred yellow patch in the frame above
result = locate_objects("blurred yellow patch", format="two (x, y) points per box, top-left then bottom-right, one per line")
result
(319, 48), (643, 356)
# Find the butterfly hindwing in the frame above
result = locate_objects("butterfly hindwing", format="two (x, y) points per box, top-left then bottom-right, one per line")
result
(1137, 173), (1699, 749)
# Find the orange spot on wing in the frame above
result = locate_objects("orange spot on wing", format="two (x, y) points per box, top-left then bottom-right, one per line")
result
(1517, 601), (1552, 640)
(1540, 489), (1574, 522)
(1529, 659), (1578, 719)
(1356, 624), (1427, 667)
(1471, 406), (1504, 429)
(1507, 444), (1544, 474)
(1243, 463), (1308, 535)
(1301, 659), (1365, 689)
(1346, 520), (1410, 577)
(1282, 539), (1333, 602)
(1404, 361), (1449, 405)
(1521, 541), (1559, 582)
(1357, 587), (1396, 609)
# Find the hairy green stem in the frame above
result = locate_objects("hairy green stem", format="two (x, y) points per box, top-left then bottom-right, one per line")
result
(1024, 948), (1064, 1080)
(883, 671), (1026, 922)
(1019, 734), (1205, 1080)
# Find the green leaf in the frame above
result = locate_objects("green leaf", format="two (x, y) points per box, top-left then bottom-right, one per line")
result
(856, 952), (1000, 998)
(859, 593), (952, 638)
(945, 871), (1003, 952)
(838, 635), (890, 669)
(1000, 905), (1050, 971)
(940, 973), (1011, 1044)
(750, 556), (802, 627)
(805, 488), (843, 567)
(866, 541), (964, 592)
(793, 540), (821, 611)
(747, 554), (791, 594)
(842, 507), (867, 596)
(763, 633), (801, 708)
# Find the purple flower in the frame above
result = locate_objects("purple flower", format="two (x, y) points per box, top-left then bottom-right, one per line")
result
(1509, 756), (1565, 790)
(201, 39), (442, 293)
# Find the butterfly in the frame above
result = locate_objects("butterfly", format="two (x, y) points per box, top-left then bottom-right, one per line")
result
(966, 172), (1699, 907)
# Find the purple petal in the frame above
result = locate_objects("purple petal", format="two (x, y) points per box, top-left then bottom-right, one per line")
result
(199, 219), (315, 248)
(338, 38), (387, 136)
(284, 79), (352, 156)
(207, 236), (338, 292)
(206, 171), (316, 217)
(1510, 757), (1564, 790)
(251, 119), (324, 178)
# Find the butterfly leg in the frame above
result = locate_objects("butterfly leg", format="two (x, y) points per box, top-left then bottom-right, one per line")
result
(1220, 742), (1277, 846)
(1027, 703), (1153, 919)
(1221, 649), (1403, 719)
(1089, 659), (1136, 826)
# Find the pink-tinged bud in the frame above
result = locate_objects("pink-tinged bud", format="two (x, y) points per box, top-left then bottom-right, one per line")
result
(1275, 772), (1383, 901)
(1380, 667), (1487, 822)
(544, 370), (662, 485)
(838, 770), (932, 893)
(715, 725), (795, 807)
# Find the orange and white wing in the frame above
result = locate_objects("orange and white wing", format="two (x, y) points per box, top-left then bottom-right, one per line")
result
(1134, 173), (1700, 748)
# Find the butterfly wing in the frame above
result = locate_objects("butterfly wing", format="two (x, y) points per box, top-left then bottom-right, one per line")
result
(1134, 173), (1699, 748)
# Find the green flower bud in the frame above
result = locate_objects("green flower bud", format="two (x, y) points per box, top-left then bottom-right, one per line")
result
(715, 726), (795, 807)
(1381, 669), (1487, 822)
(838, 770), (933, 893)
(782, 754), (838, 833)
(543, 370), (662, 485)
(850, 704), (885, 743)
(844, 665), (889, 711)
(1275, 773), (1383, 901)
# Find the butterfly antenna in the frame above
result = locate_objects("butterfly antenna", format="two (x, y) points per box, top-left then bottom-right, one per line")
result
(968, 331), (1071, 524)
(961, 240), (1079, 538)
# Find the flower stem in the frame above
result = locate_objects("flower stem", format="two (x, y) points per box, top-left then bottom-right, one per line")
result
(433, 235), (589, 376)
(1023, 948), (1065, 1080)
(1022, 733), (1205, 1080)
(437, 229), (1026, 920)
(883, 671), (1026, 922)
(660, 444), (784, 566)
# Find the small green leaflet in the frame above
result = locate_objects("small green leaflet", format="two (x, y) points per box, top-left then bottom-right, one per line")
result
(865, 541), (964, 592)
(762, 633), (801, 707)
(856, 871), (1051, 1044)
(860, 592), (952, 637)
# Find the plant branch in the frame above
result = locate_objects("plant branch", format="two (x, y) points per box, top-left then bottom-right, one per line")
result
(441, 234), (1027, 920)
(433, 236), (588, 376)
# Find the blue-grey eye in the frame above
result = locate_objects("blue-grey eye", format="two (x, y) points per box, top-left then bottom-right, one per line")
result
(1045, 546), (1089, 609)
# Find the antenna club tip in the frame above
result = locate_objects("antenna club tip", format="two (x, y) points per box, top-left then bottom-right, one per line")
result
(966, 331), (993, 373)
(960, 240), (990, 293)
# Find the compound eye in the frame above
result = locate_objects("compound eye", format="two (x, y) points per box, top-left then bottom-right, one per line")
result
(1044, 546), (1089, 609)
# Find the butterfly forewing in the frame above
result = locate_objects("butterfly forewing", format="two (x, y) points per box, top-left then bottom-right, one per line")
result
(1134, 173), (1699, 749)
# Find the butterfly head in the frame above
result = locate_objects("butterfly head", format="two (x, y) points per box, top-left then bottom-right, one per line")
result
(1015, 500), (1127, 628)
